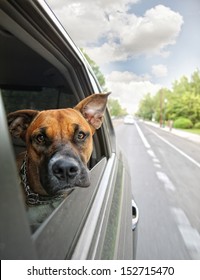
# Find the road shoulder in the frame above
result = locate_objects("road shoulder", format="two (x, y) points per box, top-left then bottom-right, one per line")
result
(143, 120), (200, 144)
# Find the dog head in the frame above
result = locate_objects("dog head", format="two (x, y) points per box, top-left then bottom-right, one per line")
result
(7, 93), (110, 198)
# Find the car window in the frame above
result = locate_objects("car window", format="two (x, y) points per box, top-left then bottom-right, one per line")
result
(0, 0), (136, 262)
(2, 87), (75, 113)
(1, 88), (76, 157)
(0, 12), (109, 258)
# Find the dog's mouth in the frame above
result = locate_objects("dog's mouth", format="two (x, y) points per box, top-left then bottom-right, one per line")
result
(54, 186), (75, 196)
(20, 150), (91, 205)
(39, 154), (91, 196)
(47, 174), (91, 196)
(54, 180), (90, 195)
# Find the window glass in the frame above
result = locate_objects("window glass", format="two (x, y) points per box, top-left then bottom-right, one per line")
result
(88, 71), (101, 93)
(1, 88), (76, 157)
(2, 87), (75, 113)
(0, 20), (107, 247)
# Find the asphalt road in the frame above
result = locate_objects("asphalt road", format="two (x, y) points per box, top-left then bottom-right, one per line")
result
(114, 120), (200, 260)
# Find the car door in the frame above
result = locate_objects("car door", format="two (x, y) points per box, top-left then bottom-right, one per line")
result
(0, 0), (138, 260)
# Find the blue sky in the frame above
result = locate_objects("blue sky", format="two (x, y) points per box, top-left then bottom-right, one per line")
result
(129, 0), (200, 85)
(47, 0), (200, 113)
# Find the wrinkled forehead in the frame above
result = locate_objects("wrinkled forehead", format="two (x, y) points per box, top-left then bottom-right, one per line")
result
(28, 108), (91, 136)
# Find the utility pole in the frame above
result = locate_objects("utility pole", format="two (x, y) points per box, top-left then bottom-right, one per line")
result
(163, 98), (168, 128)
(160, 90), (163, 127)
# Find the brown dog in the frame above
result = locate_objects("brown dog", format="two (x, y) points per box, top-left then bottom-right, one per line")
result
(8, 93), (109, 205)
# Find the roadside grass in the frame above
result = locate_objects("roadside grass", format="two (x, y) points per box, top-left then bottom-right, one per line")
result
(178, 128), (200, 135)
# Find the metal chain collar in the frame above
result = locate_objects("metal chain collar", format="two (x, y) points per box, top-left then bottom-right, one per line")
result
(20, 152), (63, 205)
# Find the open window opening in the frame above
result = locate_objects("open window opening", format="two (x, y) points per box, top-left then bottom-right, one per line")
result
(0, 25), (106, 234)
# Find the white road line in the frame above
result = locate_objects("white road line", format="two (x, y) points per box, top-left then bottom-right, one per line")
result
(171, 207), (200, 259)
(136, 123), (162, 170)
(147, 127), (200, 169)
(154, 163), (161, 169)
(136, 124), (200, 259)
(147, 149), (156, 158)
(135, 122), (151, 149)
(178, 227), (200, 259)
(156, 171), (175, 191)
(152, 158), (160, 163)
(171, 207), (190, 226)
(136, 124), (176, 191)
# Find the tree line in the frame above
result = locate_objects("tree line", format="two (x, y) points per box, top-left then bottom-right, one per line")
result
(82, 49), (127, 117)
(137, 70), (200, 128)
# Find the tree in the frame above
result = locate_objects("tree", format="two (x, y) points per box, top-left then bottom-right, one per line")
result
(137, 70), (200, 125)
(81, 48), (106, 90)
(108, 98), (127, 117)
(172, 76), (190, 96)
(153, 88), (171, 122)
(168, 72), (200, 123)
(137, 93), (156, 120)
(190, 69), (200, 96)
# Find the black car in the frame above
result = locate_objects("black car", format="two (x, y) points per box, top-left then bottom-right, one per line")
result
(0, 0), (138, 260)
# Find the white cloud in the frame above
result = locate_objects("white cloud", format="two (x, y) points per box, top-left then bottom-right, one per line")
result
(106, 71), (161, 113)
(106, 71), (151, 83)
(46, 3), (108, 45)
(152, 64), (168, 78)
(47, 0), (139, 10)
(120, 5), (183, 57)
(46, 0), (139, 46)
(47, 1), (183, 66)
(45, 1), (184, 113)
(86, 5), (183, 66)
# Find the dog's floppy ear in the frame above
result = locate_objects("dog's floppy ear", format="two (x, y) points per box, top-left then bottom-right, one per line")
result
(74, 92), (110, 131)
(7, 110), (39, 141)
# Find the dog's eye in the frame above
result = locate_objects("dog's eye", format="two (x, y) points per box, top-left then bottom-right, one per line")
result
(77, 131), (86, 140)
(36, 134), (45, 144)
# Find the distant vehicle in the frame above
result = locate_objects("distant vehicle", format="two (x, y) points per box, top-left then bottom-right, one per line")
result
(124, 115), (135, 125)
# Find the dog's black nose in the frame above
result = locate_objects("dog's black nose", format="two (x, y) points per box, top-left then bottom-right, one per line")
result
(52, 158), (79, 181)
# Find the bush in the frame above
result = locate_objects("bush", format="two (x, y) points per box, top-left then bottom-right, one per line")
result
(173, 117), (193, 129)
(194, 122), (200, 129)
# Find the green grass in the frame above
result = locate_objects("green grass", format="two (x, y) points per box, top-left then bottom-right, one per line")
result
(179, 128), (200, 135)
